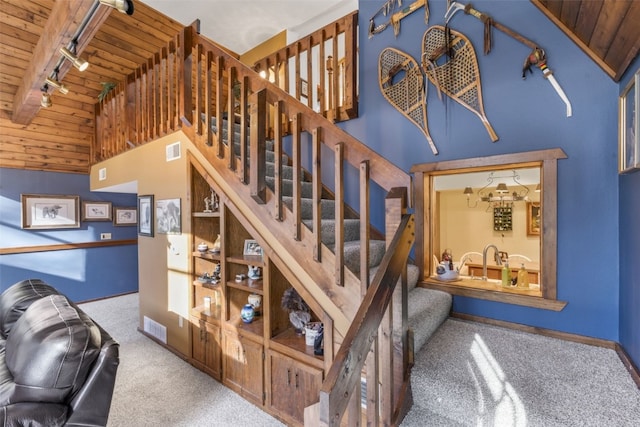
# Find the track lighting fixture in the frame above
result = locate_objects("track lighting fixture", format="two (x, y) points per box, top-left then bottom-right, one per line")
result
(45, 76), (69, 95)
(59, 46), (89, 72)
(40, 87), (52, 108)
(99, 0), (134, 15)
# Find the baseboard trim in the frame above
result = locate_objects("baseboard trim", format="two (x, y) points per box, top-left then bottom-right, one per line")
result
(450, 312), (640, 390)
(137, 327), (190, 362)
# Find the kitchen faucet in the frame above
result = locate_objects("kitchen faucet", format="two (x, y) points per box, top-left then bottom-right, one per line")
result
(482, 244), (503, 281)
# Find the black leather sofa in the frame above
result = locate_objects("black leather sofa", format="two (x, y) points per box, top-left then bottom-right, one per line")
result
(0, 279), (119, 426)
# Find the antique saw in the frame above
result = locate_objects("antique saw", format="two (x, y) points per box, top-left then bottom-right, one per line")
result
(369, 0), (429, 38)
(444, 1), (572, 117)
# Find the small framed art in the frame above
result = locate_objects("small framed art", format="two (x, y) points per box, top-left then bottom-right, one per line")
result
(81, 201), (112, 221)
(156, 198), (181, 234)
(21, 194), (80, 229)
(243, 239), (263, 257)
(114, 206), (137, 226)
(138, 195), (154, 237)
(619, 69), (640, 174)
(526, 202), (541, 236)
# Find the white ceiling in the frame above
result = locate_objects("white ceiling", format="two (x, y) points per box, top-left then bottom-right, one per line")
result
(141, 0), (355, 54)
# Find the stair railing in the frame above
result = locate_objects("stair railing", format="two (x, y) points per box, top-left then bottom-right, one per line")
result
(93, 21), (414, 426)
(252, 12), (358, 123)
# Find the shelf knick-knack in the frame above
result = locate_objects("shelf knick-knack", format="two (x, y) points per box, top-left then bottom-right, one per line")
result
(240, 304), (255, 323)
(247, 265), (261, 280)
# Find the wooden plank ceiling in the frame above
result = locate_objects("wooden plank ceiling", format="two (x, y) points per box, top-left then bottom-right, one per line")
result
(0, 0), (183, 173)
(0, 1), (639, 175)
(531, 0), (640, 82)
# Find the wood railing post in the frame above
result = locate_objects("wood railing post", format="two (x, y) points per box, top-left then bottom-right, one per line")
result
(179, 25), (194, 127)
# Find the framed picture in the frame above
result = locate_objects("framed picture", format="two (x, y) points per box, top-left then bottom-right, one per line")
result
(138, 195), (154, 237)
(156, 198), (181, 234)
(81, 201), (112, 221)
(527, 202), (541, 236)
(300, 78), (309, 98)
(113, 206), (137, 226)
(21, 194), (80, 229)
(243, 239), (263, 257)
(619, 69), (640, 174)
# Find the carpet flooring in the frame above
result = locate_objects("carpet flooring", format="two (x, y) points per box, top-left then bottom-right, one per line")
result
(79, 293), (640, 426)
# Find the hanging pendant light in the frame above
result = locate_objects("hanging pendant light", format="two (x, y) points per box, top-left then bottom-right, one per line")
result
(99, 0), (134, 15)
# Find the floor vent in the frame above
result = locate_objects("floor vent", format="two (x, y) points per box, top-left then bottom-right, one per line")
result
(166, 141), (181, 162)
(143, 316), (167, 344)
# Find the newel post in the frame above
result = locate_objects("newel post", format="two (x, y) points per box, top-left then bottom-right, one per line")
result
(384, 186), (411, 419)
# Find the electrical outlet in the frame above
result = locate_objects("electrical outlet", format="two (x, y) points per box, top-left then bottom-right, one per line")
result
(100, 233), (112, 240)
(178, 317), (183, 328)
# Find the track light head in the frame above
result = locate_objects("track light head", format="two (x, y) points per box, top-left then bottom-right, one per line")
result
(40, 91), (52, 108)
(45, 77), (70, 95)
(59, 46), (89, 72)
(99, 0), (134, 15)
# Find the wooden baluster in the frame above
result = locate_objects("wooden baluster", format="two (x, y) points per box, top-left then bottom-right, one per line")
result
(283, 47), (290, 94)
(178, 26), (193, 127)
(215, 55), (224, 158)
(292, 113), (301, 240)
(319, 30), (326, 115)
(153, 52), (161, 138)
(312, 128), (322, 261)
(273, 101), (283, 221)
(227, 66), (236, 170)
(239, 76), (249, 183)
(168, 39), (177, 131)
(159, 47), (167, 136)
(334, 142), (344, 286)
(140, 62), (147, 143)
(205, 51), (213, 146)
(294, 42), (301, 102)
(360, 161), (370, 289)
(195, 43), (203, 136)
(331, 25), (339, 122)
(147, 57), (155, 140)
(249, 89), (266, 204)
(306, 36), (313, 109)
(343, 11), (358, 118)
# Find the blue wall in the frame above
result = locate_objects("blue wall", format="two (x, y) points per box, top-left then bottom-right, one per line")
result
(0, 168), (139, 302)
(618, 54), (640, 368)
(342, 0), (623, 341)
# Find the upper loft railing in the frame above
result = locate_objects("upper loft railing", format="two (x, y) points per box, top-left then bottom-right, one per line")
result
(252, 12), (358, 123)
(93, 20), (413, 426)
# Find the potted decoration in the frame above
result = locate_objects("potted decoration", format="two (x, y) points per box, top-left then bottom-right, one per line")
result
(281, 287), (310, 334)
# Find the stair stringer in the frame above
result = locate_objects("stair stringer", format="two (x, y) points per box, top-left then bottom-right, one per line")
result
(185, 129), (362, 337)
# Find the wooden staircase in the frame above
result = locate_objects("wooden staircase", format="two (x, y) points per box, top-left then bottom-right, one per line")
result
(93, 22), (451, 426)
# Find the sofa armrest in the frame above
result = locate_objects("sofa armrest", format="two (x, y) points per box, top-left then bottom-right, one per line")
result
(0, 402), (67, 427)
(65, 331), (119, 427)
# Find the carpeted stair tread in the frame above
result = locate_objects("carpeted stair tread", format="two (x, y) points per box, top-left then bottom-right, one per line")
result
(265, 176), (313, 198)
(333, 239), (387, 276)
(303, 218), (361, 245)
(282, 197), (336, 220)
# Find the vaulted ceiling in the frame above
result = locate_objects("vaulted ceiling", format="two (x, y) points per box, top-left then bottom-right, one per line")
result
(0, 0), (638, 174)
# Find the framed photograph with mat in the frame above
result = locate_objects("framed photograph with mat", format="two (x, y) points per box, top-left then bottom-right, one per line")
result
(619, 69), (640, 174)
(81, 201), (112, 221)
(156, 198), (181, 234)
(21, 194), (80, 229)
(114, 206), (137, 226)
(138, 195), (154, 237)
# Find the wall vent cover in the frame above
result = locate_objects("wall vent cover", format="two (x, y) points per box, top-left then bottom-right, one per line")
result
(98, 168), (107, 181)
(166, 141), (181, 162)
(143, 316), (167, 344)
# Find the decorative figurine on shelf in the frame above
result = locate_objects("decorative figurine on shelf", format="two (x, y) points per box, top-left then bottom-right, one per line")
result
(247, 265), (262, 280)
(210, 235), (221, 254)
(281, 287), (311, 335)
(240, 303), (255, 323)
(204, 189), (219, 213)
(197, 272), (213, 284)
(197, 242), (208, 253)
(212, 262), (221, 279)
(248, 293), (262, 316)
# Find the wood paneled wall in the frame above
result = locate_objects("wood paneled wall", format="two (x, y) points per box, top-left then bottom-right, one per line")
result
(0, 0), (184, 174)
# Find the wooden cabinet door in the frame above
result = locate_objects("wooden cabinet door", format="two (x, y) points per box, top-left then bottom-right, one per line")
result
(292, 360), (323, 423)
(267, 351), (293, 417)
(241, 337), (264, 406)
(223, 330), (264, 405)
(192, 318), (207, 365)
(223, 331), (245, 394)
(204, 322), (222, 380)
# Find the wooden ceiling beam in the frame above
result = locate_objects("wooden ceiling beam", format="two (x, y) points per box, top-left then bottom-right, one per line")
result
(11, 0), (112, 125)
